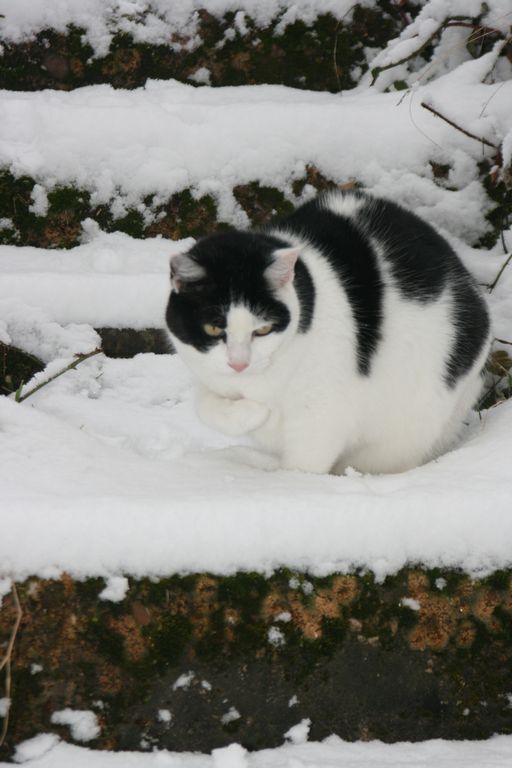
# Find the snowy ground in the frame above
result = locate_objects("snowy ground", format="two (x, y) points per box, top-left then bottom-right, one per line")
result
(1, 223), (512, 584)
(4, 732), (512, 768)
(2, 1), (512, 764)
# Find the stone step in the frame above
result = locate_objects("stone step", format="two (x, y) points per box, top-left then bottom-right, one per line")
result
(1, 569), (511, 759)
(0, 168), (339, 249)
(0, 4), (412, 92)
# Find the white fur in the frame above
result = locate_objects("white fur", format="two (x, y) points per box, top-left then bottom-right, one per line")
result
(168, 193), (491, 475)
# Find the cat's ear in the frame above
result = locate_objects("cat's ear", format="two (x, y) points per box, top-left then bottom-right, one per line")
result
(265, 247), (300, 289)
(170, 253), (206, 292)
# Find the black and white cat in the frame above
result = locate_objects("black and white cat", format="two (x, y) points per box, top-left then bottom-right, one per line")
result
(165, 190), (491, 474)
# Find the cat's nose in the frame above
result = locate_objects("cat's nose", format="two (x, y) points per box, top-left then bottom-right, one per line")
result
(229, 360), (249, 372)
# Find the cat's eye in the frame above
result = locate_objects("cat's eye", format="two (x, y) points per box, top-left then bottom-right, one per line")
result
(203, 323), (224, 337)
(254, 324), (273, 337)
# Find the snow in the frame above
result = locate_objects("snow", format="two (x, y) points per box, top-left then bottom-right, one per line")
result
(98, 575), (129, 602)
(49, 710), (100, 743)
(401, 598), (421, 611)
(0, 69), (511, 241)
(0, 230), (190, 329)
(12, 734), (59, 764)
(220, 708), (241, 726)
(2, 4), (512, 766)
(267, 626), (286, 646)
(172, 672), (195, 691)
(0, 578), (11, 607)
(2, 338), (512, 581)
(7, 734), (512, 767)
(0, 52), (511, 585)
(284, 719), (311, 745)
(362, 0), (512, 91)
(212, 744), (247, 768)
(0, 1), (367, 56)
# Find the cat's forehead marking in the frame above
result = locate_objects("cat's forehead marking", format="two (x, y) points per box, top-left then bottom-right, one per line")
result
(226, 305), (261, 339)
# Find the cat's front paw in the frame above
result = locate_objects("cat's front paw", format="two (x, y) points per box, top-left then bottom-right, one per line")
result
(230, 398), (270, 435)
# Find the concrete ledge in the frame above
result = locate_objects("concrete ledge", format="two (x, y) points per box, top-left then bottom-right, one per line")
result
(0, 5), (408, 93)
(1, 569), (512, 758)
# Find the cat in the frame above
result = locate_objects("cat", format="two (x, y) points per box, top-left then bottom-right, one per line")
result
(165, 189), (491, 475)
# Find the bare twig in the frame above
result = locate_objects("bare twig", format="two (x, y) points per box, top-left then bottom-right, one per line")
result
(0, 584), (22, 747)
(332, 6), (356, 91)
(495, 338), (512, 346)
(15, 348), (103, 403)
(486, 252), (512, 293)
(391, 21), (508, 95)
(370, 15), (472, 85)
(420, 101), (499, 149)
(333, 20), (342, 91)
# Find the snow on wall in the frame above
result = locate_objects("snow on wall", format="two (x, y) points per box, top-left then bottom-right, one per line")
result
(1, 69), (510, 241)
(9, 733), (512, 768)
(0, 0), (375, 56)
(360, 0), (512, 91)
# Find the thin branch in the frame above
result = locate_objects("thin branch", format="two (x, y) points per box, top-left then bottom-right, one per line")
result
(332, 6), (356, 91)
(0, 584), (22, 747)
(333, 20), (342, 91)
(486, 252), (512, 293)
(495, 338), (512, 346)
(15, 348), (103, 403)
(420, 101), (499, 149)
(370, 15), (472, 85)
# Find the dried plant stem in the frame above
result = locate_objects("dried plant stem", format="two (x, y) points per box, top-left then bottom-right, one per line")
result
(370, 15), (471, 85)
(420, 101), (499, 150)
(487, 253), (512, 293)
(15, 348), (103, 403)
(0, 584), (22, 747)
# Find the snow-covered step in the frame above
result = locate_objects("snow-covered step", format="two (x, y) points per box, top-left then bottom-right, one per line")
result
(0, 1), (407, 92)
(2, 563), (512, 755)
(1, 69), (511, 250)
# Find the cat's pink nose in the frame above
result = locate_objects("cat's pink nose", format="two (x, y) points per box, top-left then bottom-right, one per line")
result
(229, 360), (249, 372)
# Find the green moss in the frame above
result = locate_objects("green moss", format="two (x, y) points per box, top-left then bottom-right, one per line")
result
(484, 570), (511, 592)
(0, 343), (44, 397)
(75, 577), (107, 603)
(134, 575), (198, 606)
(493, 606), (512, 639)
(113, 209), (145, 238)
(0, 6), (412, 93)
(426, 569), (465, 595)
(317, 616), (348, 654)
(143, 613), (193, 671)
(217, 572), (270, 612)
(476, 159), (512, 249)
(233, 183), (294, 226)
(195, 608), (226, 663)
(87, 615), (126, 664)
(351, 573), (381, 620)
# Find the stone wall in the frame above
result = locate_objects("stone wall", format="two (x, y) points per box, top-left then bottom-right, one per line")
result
(1, 569), (512, 758)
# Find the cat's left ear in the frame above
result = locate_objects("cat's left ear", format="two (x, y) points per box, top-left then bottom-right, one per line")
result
(265, 247), (300, 289)
(170, 252), (206, 293)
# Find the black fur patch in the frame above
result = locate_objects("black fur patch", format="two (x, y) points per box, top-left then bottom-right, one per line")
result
(271, 198), (383, 375)
(445, 280), (490, 386)
(166, 191), (489, 387)
(358, 195), (490, 385)
(166, 231), (294, 351)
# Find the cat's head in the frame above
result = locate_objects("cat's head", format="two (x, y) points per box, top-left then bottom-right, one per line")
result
(165, 231), (301, 376)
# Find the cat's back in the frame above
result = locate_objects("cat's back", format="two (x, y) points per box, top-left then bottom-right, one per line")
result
(268, 189), (490, 385)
